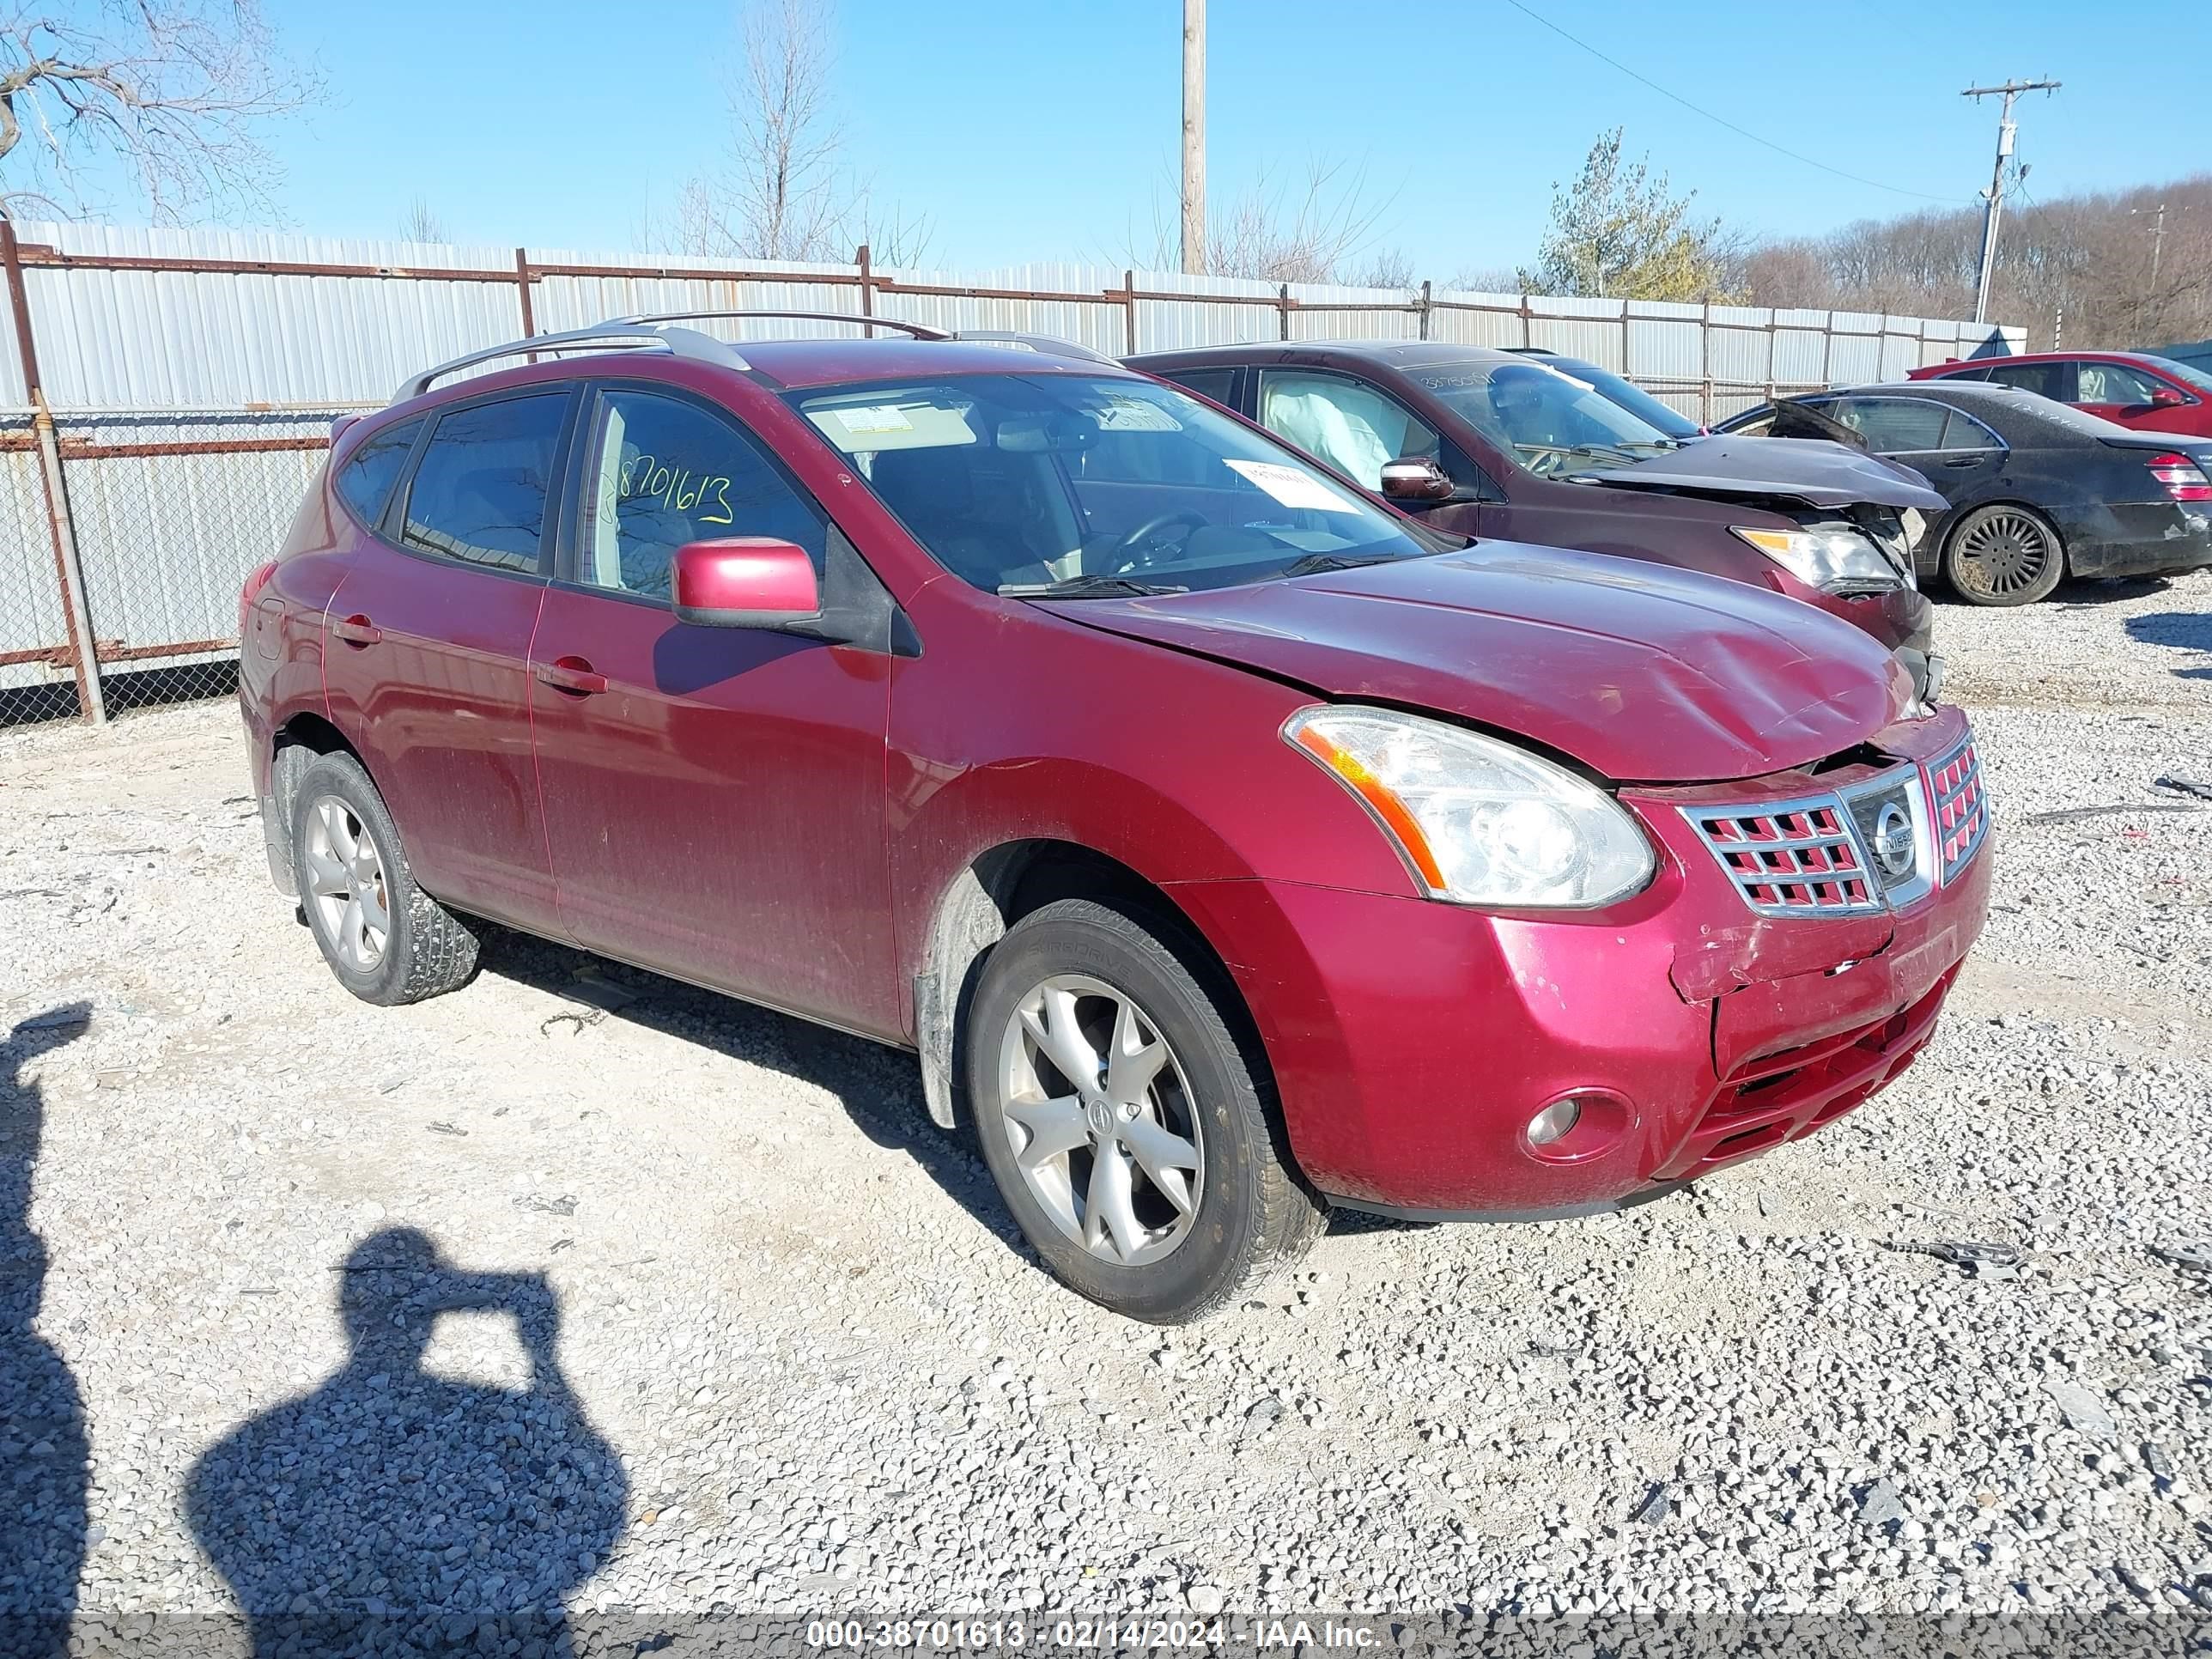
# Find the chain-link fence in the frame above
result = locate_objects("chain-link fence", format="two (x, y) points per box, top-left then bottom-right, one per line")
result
(0, 221), (2018, 728)
(0, 410), (343, 726)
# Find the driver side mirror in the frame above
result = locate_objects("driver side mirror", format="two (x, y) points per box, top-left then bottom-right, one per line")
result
(2148, 385), (2187, 410)
(1379, 456), (1455, 503)
(672, 538), (821, 628)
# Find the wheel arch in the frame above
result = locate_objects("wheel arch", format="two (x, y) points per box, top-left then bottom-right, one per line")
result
(270, 712), (365, 839)
(912, 838), (1264, 1133)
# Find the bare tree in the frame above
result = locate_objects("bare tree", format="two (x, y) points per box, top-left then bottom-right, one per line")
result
(398, 195), (445, 245)
(1443, 264), (1523, 295)
(0, 1), (313, 222)
(1131, 160), (1398, 286)
(676, 0), (926, 265)
(1346, 246), (1415, 291)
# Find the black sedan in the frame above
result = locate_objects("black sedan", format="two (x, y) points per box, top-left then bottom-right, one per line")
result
(1717, 381), (2212, 605)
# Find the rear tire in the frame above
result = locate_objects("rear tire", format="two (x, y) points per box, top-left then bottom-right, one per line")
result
(290, 752), (478, 1006)
(966, 898), (1324, 1322)
(1942, 503), (2064, 606)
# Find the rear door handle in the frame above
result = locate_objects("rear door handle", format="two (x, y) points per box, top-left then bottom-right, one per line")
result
(1942, 455), (1985, 469)
(331, 613), (381, 646)
(537, 654), (609, 696)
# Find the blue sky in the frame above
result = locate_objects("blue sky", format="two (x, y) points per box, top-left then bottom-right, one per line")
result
(165, 0), (2212, 271)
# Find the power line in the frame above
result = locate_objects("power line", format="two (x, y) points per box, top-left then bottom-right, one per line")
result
(1498, 0), (1965, 205)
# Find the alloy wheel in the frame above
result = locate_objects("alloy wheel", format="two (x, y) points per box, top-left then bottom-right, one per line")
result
(995, 973), (1205, 1267)
(303, 795), (391, 973)
(1954, 510), (2054, 599)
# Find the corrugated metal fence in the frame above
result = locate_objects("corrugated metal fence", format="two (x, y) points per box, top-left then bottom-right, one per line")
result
(0, 220), (2023, 724)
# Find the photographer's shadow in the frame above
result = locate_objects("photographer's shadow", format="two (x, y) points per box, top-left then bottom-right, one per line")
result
(185, 1229), (627, 1658)
(1, 1005), (92, 1659)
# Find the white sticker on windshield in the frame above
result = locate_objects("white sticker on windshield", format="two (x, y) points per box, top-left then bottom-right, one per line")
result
(1223, 458), (1360, 513)
(832, 404), (916, 435)
(1091, 395), (1182, 432)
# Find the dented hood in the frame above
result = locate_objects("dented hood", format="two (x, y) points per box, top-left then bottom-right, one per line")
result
(1042, 543), (1916, 783)
(1576, 434), (1947, 512)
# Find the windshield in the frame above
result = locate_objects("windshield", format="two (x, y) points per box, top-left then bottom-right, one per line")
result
(786, 373), (1444, 594)
(1412, 361), (1680, 477)
(2146, 355), (2212, 397)
(1529, 357), (1702, 440)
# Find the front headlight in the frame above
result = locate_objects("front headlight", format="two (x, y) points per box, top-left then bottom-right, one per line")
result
(1732, 524), (1901, 593)
(1284, 707), (1655, 908)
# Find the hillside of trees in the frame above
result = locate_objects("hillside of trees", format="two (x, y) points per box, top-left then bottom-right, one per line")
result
(1482, 134), (2212, 349)
(1742, 174), (2212, 350)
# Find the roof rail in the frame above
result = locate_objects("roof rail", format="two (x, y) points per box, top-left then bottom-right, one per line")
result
(611, 311), (1110, 363)
(605, 307), (951, 340)
(393, 319), (746, 402)
(393, 310), (1112, 402)
(946, 330), (1116, 365)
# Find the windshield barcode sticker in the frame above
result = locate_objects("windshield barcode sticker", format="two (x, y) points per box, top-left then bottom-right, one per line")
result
(1224, 459), (1359, 513)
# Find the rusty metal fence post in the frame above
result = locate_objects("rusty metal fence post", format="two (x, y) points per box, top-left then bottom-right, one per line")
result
(29, 396), (103, 722)
(2, 217), (103, 723)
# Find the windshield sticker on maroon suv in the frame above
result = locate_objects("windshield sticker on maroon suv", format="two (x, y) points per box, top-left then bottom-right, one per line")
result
(1224, 458), (1360, 513)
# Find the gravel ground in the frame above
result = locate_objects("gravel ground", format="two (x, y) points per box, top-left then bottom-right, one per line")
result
(2, 570), (2209, 1656)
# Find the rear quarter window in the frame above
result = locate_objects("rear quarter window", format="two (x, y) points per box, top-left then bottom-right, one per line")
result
(331, 417), (422, 529)
(1157, 368), (1239, 408)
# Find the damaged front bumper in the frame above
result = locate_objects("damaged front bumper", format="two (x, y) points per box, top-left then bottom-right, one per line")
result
(1170, 706), (1992, 1218)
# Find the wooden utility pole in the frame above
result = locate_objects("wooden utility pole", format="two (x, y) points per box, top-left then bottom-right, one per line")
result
(1962, 78), (2059, 324)
(1181, 0), (1206, 275)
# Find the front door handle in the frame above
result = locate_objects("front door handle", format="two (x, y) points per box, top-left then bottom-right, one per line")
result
(331, 613), (381, 646)
(537, 654), (609, 696)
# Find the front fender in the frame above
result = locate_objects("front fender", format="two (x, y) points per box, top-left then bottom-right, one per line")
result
(884, 592), (1421, 1036)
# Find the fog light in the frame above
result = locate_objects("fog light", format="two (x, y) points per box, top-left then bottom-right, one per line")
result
(1526, 1097), (1582, 1146)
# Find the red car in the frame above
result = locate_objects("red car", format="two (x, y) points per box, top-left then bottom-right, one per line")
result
(1910, 350), (2212, 440)
(240, 313), (1993, 1322)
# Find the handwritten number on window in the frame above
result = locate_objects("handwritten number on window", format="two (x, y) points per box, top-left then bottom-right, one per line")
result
(613, 452), (736, 526)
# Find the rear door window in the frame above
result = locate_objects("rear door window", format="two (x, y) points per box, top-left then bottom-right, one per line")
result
(1830, 398), (1953, 455)
(1156, 367), (1240, 410)
(575, 388), (825, 600)
(1983, 361), (2071, 400)
(1937, 407), (2003, 452)
(399, 392), (572, 574)
(332, 417), (422, 529)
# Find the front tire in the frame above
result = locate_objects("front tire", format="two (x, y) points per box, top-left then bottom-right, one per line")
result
(966, 898), (1324, 1322)
(290, 752), (479, 1006)
(1942, 503), (2064, 605)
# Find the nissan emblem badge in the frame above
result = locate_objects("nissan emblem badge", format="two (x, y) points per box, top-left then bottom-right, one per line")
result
(1875, 801), (1915, 878)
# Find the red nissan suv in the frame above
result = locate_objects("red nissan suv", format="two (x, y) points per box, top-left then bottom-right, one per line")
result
(240, 312), (1994, 1322)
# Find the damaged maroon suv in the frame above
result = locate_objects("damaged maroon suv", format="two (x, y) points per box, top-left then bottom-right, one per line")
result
(240, 313), (1993, 1322)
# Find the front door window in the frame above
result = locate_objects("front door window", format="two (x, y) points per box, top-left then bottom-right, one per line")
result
(1258, 371), (1445, 492)
(2075, 361), (2167, 409)
(576, 389), (826, 601)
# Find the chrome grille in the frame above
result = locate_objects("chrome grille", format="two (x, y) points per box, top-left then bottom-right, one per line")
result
(1929, 736), (1989, 883)
(1686, 798), (1881, 916)
(1684, 729), (1988, 921)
